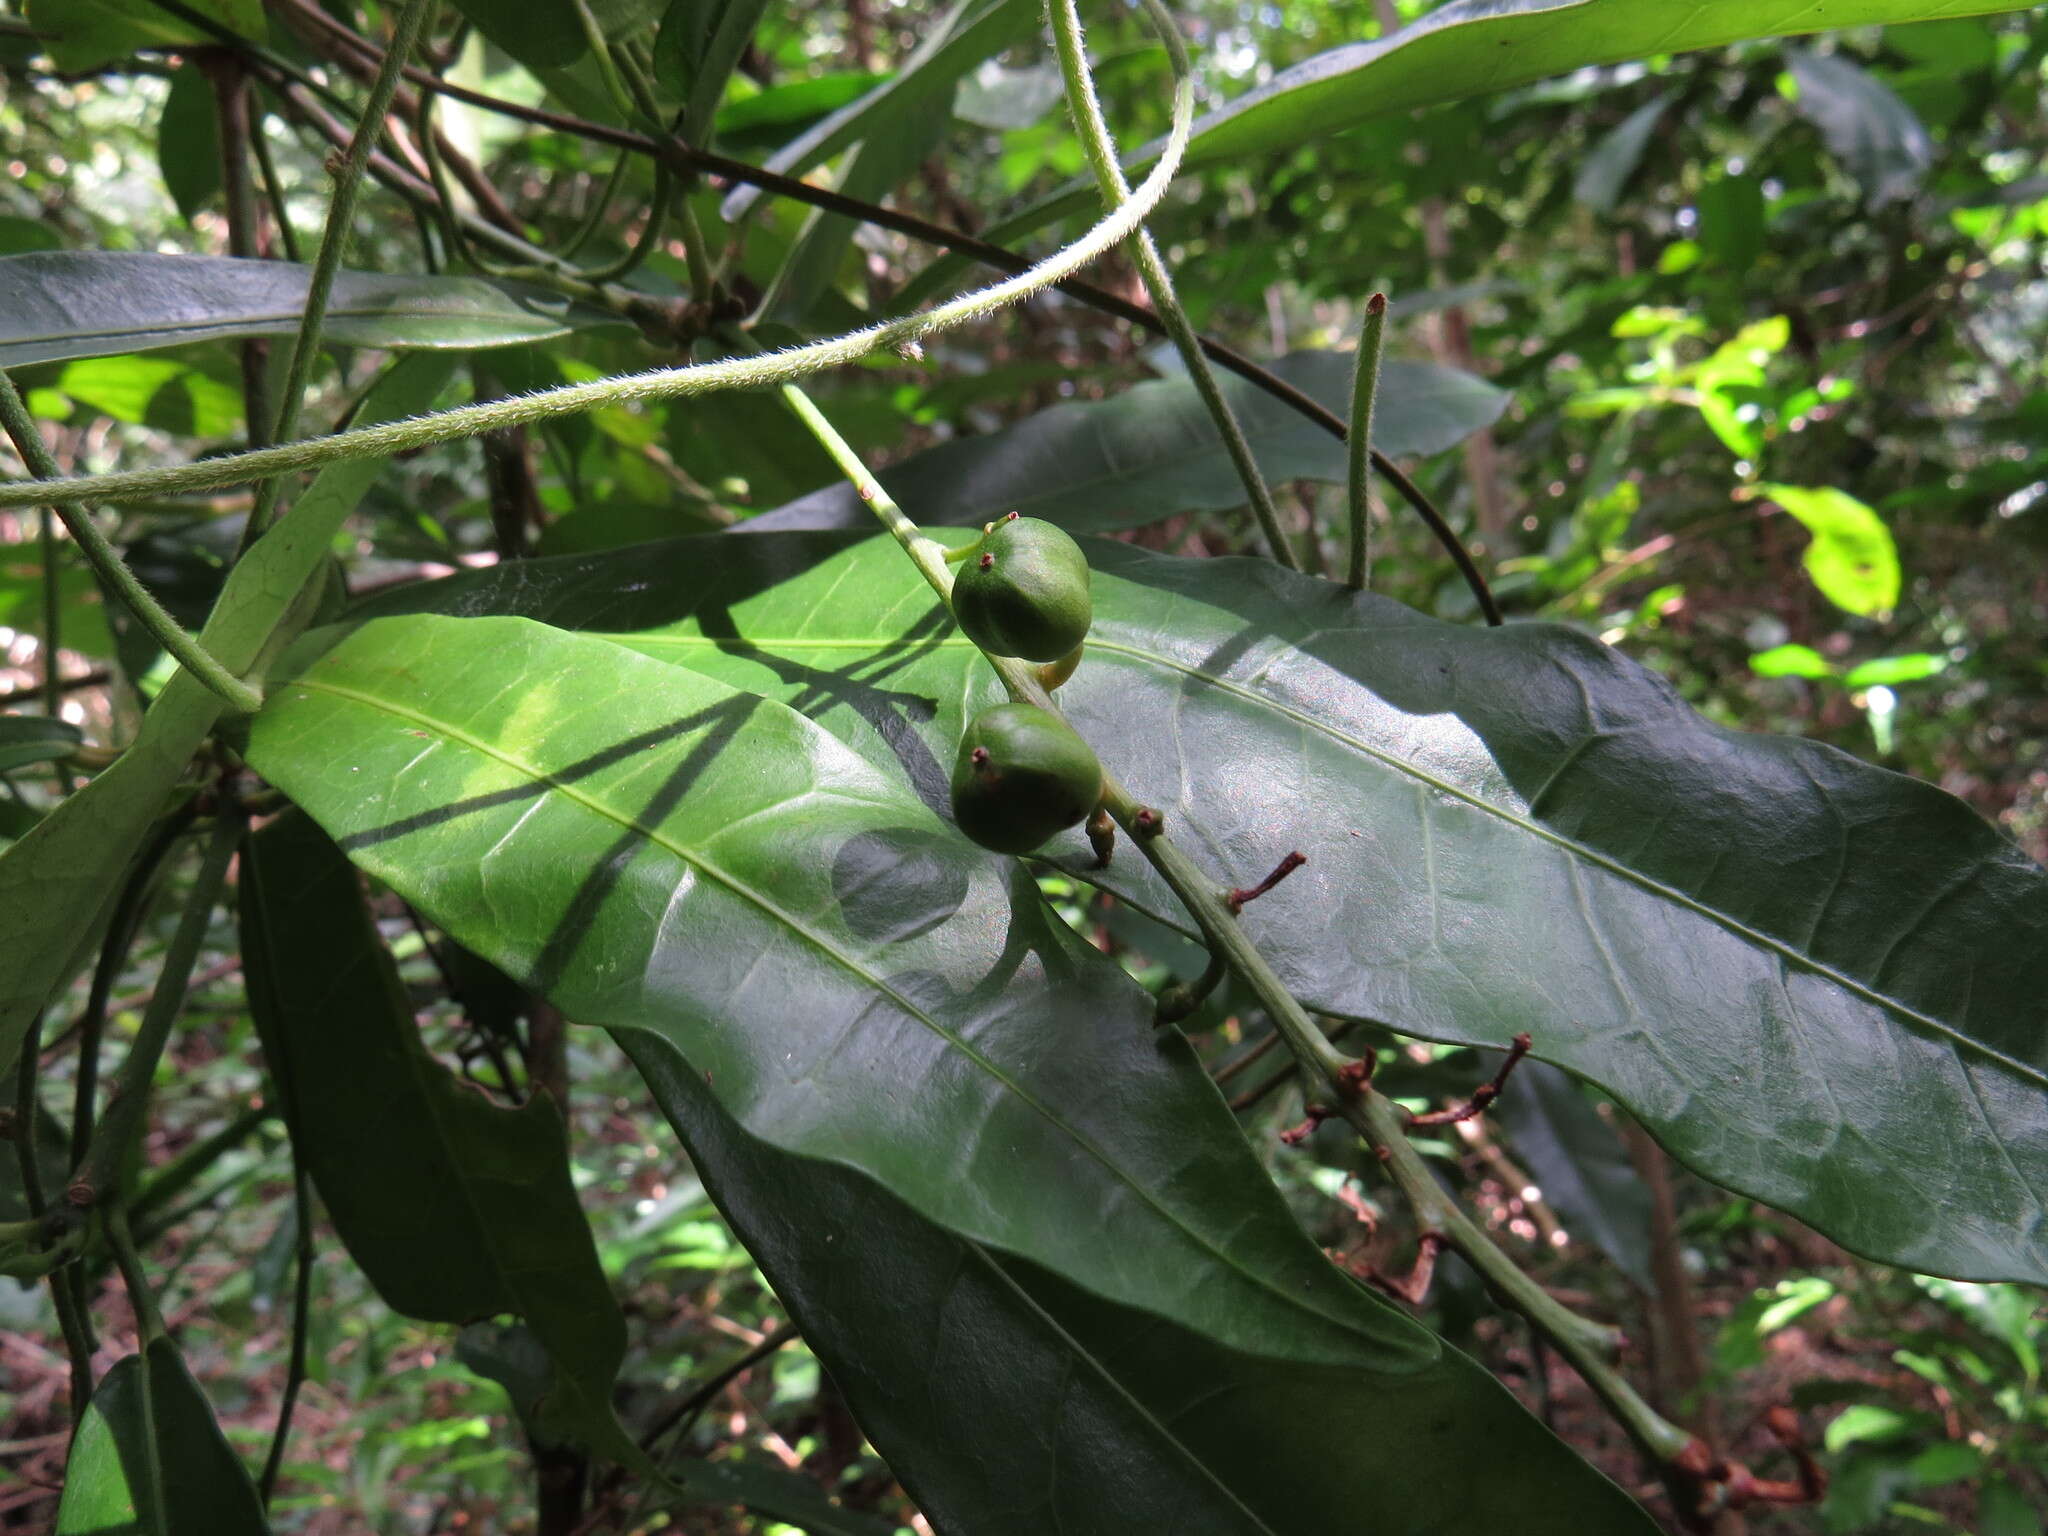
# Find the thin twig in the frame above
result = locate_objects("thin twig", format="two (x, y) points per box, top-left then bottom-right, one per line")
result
(259, 1166), (315, 1504)
(67, 819), (241, 1214)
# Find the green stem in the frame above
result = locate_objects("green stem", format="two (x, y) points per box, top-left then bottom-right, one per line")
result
(243, 0), (436, 547)
(259, 1166), (314, 1504)
(1045, 0), (1296, 570)
(1345, 292), (1388, 590)
(38, 507), (61, 724)
(107, 1203), (170, 1347)
(68, 820), (241, 1213)
(0, 375), (263, 714)
(250, 102), (304, 263)
(0, 72), (1194, 514)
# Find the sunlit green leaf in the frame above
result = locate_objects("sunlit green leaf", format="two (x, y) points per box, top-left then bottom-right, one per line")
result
(1761, 484), (1902, 618)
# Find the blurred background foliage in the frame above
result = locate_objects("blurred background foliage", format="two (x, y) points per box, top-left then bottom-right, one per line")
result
(1, 0), (2043, 1531)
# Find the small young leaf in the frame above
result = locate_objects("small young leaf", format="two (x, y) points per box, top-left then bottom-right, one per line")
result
(1761, 484), (1902, 618)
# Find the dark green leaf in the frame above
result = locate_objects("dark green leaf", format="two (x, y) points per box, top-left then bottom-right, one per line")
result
(157, 64), (223, 224)
(720, 0), (1039, 222)
(247, 613), (1646, 1527)
(443, 0), (587, 73)
(1574, 92), (1673, 212)
(627, 1040), (1653, 1535)
(26, 0), (263, 73)
(0, 253), (629, 370)
(0, 713), (83, 774)
(1786, 49), (1934, 207)
(0, 546), (114, 659)
(351, 531), (2048, 1283)
(1493, 1065), (1654, 1290)
(663, 1451), (902, 1536)
(660, 0), (776, 143)
(55, 1341), (268, 1535)
(0, 215), (63, 255)
(239, 810), (639, 1463)
(748, 352), (1506, 534)
(1697, 173), (1767, 270)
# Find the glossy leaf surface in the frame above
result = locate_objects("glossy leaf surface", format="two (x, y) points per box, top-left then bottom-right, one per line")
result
(246, 614), (1645, 1526)
(55, 1341), (268, 1535)
(0, 253), (626, 369)
(747, 351), (1505, 534)
(353, 531), (2048, 1282)
(0, 354), (456, 1078)
(239, 810), (639, 1461)
(624, 1035), (1653, 1535)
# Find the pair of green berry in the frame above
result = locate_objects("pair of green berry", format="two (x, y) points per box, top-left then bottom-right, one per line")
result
(947, 516), (1105, 856)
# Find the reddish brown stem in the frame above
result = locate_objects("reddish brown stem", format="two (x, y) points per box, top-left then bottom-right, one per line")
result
(1226, 850), (1306, 914)
(1405, 1032), (1531, 1127)
(1364, 1230), (1444, 1306)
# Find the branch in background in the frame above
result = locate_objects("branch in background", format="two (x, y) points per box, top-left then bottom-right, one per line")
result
(198, 47), (273, 448)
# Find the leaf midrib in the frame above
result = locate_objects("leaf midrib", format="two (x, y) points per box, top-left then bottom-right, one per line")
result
(288, 672), (1418, 1366)
(617, 630), (2045, 1090)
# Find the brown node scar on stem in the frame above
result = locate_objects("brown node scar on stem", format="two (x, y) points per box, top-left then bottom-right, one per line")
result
(1363, 1230), (1445, 1307)
(1132, 806), (1164, 838)
(1278, 1103), (1333, 1146)
(1225, 850), (1306, 914)
(1667, 1406), (1825, 1529)
(1404, 1031), (1533, 1127)
(1086, 806), (1117, 869)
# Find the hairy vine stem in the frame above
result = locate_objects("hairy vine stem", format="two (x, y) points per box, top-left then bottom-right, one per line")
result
(0, 57), (1194, 514)
(0, 375), (263, 713)
(1047, 0), (1295, 569)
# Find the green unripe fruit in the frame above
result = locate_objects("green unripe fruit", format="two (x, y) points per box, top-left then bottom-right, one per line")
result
(951, 515), (1092, 663)
(950, 702), (1104, 855)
